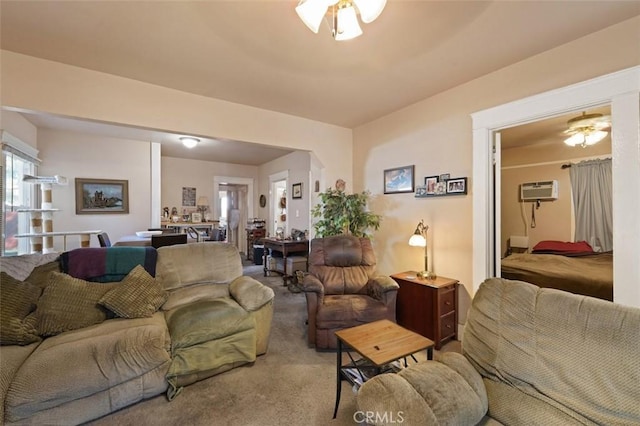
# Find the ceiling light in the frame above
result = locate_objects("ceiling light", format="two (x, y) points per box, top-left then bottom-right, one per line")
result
(180, 137), (200, 149)
(563, 112), (610, 148)
(295, 0), (386, 41)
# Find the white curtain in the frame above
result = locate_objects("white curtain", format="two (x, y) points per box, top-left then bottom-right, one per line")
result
(569, 158), (613, 252)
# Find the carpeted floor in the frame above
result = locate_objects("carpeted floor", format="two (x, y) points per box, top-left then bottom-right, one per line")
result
(88, 260), (461, 426)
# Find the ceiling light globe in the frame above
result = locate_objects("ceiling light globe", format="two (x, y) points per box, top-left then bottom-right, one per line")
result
(180, 137), (200, 149)
(296, 0), (329, 33)
(334, 4), (363, 41)
(585, 130), (607, 145)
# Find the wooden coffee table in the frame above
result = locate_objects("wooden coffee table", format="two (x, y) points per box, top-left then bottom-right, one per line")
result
(333, 319), (434, 418)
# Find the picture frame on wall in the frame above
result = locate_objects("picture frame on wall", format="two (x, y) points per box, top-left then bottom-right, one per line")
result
(75, 178), (129, 214)
(292, 182), (303, 199)
(384, 165), (415, 194)
(424, 176), (439, 195)
(446, 177), (468, 194)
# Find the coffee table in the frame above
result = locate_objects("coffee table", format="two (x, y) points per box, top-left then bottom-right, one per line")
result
(333, 319), (434, 418)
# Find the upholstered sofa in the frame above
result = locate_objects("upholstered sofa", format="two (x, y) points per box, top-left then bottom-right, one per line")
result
(356, 277), (640, 425)
(302, 235), (399, 350)
(0, 242), (274, 425)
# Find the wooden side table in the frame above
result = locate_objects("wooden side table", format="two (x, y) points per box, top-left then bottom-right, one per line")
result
(391, 272), (459, 350)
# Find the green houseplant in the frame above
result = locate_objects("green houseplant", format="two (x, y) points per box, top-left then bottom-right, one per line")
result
(311, 180), (381, 238)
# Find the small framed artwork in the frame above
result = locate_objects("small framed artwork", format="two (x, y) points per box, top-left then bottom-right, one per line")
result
(384, 165), (415, 194)
(415, 185), (427, 198)
(75, 178), (129, 214)
(439, 173), (450, 182)
(424, 176), (439, 195)
(435, 181), (447, 195)
(446, 177), (468, 195)
(292, 182), (303, 199)
(182, 187), (196, 207)
(191, 212), (202, 223)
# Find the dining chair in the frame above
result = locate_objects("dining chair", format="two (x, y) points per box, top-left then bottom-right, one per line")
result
(97, 232), (112, 247)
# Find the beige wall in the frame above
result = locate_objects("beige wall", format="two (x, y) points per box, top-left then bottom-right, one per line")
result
(1, 110), (38, 148)
(258, 150), (311, 235)
(36, 128), (152, 250)
(500, 139), (612, 256)
(0, 50), (353, 191)
(353, 16), (640, 324)
(161, 156), (258, 221)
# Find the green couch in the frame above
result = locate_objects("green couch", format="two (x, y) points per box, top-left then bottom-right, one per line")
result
(0, 243), (274, 425)
(356, 277), (640, 425)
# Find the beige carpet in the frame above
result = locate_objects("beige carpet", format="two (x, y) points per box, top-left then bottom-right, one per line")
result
(87, 262), (461, 426)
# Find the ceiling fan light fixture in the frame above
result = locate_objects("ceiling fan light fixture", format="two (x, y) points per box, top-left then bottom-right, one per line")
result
(180, 136), (200, 149)
(296, 0), (383, 40)
(564, 130), (607, 147)
(333, 3), (362, 41)
(563, 111), (610, 148)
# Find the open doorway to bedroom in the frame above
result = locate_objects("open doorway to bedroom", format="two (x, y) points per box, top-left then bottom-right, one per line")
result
(497, 106), (613, 301)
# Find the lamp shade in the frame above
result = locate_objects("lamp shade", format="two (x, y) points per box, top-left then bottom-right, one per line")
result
(408, 233), (426, 247)
(353, 0), (386, 23)
(334, 3), (362, 41)
(295, 0), (329, 33)
(197, 196), (209, 206)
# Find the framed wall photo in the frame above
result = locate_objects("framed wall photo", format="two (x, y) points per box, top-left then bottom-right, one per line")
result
(384, 165), (415, 194)
(446, 177), (468, 195)
(424, 176), (439, 195)
(292, 182), (303, 199)
(75, 178), (129, 214)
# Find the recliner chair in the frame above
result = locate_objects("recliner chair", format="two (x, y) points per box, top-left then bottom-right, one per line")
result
(301, 234), (399, 350)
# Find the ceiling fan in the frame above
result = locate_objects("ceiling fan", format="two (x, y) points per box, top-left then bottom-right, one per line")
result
(563, 111), (611, 148)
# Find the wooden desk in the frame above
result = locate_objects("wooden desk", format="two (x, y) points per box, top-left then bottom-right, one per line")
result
(262, 238), (309, 284)
(391, 272), (459, 350)
(114, 235), (151, 247)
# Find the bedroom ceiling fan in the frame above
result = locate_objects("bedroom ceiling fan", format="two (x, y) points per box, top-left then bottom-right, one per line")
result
(563, 111), (611, 148)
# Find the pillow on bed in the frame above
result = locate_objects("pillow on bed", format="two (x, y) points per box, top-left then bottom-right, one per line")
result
(532, 240), (594, 255)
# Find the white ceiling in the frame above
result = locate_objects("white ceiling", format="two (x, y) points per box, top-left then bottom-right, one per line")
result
(1, 1), (638, 161)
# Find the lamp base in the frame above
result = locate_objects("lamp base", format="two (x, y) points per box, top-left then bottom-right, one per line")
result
(419, 270), (436, 280)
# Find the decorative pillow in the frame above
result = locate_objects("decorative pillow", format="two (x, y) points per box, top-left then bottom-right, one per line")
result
(99, 265), (167, 318)
(0, 272), (43, 345)
(34, 272), (117, 337)
(26, 260), (62, 289)
(532, 240), (594, 256)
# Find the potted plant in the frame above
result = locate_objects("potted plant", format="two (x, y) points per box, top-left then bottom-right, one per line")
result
(311, 179), (381, 238)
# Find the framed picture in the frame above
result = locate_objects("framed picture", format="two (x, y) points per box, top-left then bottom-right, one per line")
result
(424, 176), (439, 195)
(415, 185), (427, 198)
(440, 173), (450, 182)
(191, 212), (202, 223)
(75, 178), (129, 214)
(384, 165), (415, 194)
(182, 187), (196, 207)
(446, 177), (468, 194)
(292, 182), (303, 199)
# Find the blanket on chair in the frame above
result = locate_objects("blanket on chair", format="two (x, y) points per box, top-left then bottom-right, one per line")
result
(60, 247), (157, 282)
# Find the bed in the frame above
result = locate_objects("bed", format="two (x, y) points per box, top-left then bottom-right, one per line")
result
(501, 241), (613, 301)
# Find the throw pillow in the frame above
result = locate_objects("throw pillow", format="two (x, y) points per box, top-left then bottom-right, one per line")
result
(34, 272), (117, 337)
(26, 260), (62, 289)
(0, 272), (43, 345)
(99, 264), (167, 318)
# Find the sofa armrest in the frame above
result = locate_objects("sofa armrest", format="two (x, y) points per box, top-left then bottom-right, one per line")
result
(229, 276), (274, 312)
(301, 274), (324, 295)
(368, 275), (399, 293)
(357, 354), (487, 426)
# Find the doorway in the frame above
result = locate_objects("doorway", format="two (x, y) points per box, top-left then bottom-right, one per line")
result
(472, 66), (640, 306)
(213, 176), (254, 255)
(269, 170), (288, 238)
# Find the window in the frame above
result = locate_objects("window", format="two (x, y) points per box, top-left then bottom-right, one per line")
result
(2, 138), (38, 256)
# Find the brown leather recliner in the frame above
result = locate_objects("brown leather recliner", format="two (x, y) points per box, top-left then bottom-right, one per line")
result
(302, 234), (399, 350)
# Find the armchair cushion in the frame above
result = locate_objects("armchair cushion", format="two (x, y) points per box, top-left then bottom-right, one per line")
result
(316, 295), (388, 329)
(229, 276), (275, 312)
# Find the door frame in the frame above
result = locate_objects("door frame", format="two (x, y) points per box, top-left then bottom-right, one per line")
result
(472, 66), (640, 306)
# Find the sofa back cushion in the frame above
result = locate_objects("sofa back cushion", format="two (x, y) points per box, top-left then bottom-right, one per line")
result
(308, 235), (376, 295)
(463, 278), (640, 424)
(155, 242), (242, 291)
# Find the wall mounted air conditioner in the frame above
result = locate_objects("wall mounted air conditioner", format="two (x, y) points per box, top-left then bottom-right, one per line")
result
(520, 180), (558, 201)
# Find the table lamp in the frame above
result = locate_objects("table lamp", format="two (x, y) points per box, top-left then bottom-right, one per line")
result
(408, 219), (436, 280)
(197, 196), (209, 215)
